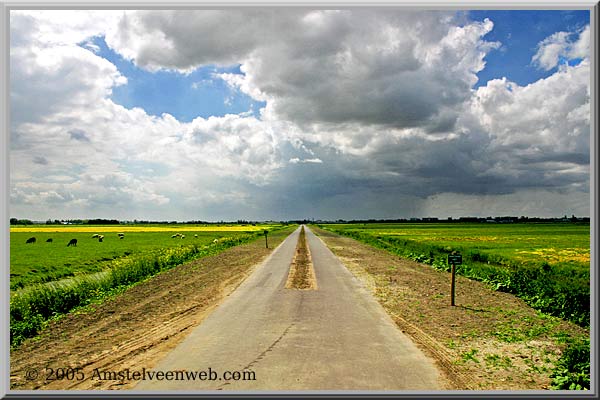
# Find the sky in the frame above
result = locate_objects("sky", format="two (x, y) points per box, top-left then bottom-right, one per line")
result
(8, 9), (592, 221)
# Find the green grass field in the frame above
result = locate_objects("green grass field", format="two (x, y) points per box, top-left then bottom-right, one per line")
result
(10, 223), (289, 346)
(10, 224), (279, 290)
(326, 222), (590, 269)
(318, 222), (590, 326)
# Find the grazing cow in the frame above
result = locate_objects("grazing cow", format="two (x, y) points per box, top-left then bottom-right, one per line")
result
(46, 238), (53, 243)
(67, 238), (77, 247)
(181, 235), (185, 239)
(98, 237), (103, 242)
(171, 234), (177, 238)
(26, 237), (36, 244)
(194, 234), (198, 238)
(92, 234), (99, 238)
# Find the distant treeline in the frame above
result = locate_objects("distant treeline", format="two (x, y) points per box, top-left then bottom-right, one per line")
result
(9, 218), (287, 225)
(311, 215), (590, 224)
(10, 215), (589, 225)
(10, 218), (121, 225)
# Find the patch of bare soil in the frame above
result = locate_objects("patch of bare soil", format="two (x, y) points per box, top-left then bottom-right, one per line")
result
(312, 226), (588, 390)
(10, 227), (296, 390)
(285, 226), (317, 290)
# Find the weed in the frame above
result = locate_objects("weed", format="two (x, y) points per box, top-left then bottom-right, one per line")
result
(462, 349), (480, 363)
(484, 354), (512, 369)
(550, 338), (590, 390)
(524, 357), (547, 373)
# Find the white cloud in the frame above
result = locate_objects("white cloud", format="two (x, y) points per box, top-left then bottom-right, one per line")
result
(10, 12), (126, 129)
(289, 158), (323, 164)
(190, 79), (213, 90)
(531, 24), (590, 70)
(11, 10), (120, 46)
(104, 10), (293, 72)
(462, 58), (590, 191)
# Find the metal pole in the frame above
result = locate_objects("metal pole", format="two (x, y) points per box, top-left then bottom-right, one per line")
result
(450, 262), (456, 306)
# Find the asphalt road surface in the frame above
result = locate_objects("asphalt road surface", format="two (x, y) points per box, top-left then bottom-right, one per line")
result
(135, 226), (442, 391)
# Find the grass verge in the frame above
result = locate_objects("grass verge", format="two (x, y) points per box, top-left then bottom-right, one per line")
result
(317, 225), (589, 328)
(10, 230), (285, 347)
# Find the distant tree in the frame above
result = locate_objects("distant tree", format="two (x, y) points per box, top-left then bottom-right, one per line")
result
(12, 219), (33, 225)
(87, 219), (119, 225)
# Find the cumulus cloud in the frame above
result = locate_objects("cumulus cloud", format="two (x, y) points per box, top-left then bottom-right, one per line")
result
(107, 10), (500, 133)
(266, 56), (590, 209)
(9, 10), (591, 220)
(10, 11), (284, 218)
(531, 24), (590, 70)
(466, 59), (590, 193)
(104, 10), (298, 71)
(10, 12), (126, 131)
(234, 13), (500, 132)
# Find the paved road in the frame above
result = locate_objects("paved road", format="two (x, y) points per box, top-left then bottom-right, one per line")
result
(135, 226), (441, 391)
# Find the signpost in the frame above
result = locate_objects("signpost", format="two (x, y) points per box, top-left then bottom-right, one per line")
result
(448, 253), (462, 306)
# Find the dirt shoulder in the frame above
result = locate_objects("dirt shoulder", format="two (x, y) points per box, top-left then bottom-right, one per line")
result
(10, 227), (296, 390)
(312, 226), (588, 390)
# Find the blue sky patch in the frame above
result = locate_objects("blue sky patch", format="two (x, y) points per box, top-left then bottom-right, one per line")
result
(467, 10), (589, 88)
(81, 36), (265, 122)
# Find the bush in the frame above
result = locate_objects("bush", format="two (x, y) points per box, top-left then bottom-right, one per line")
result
(550, 338), (590, 390)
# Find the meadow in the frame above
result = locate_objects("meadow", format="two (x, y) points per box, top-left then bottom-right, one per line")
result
(317, 222), (590, 327)
(10, 223), (284, 346)
(10, 224), (274, 290)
